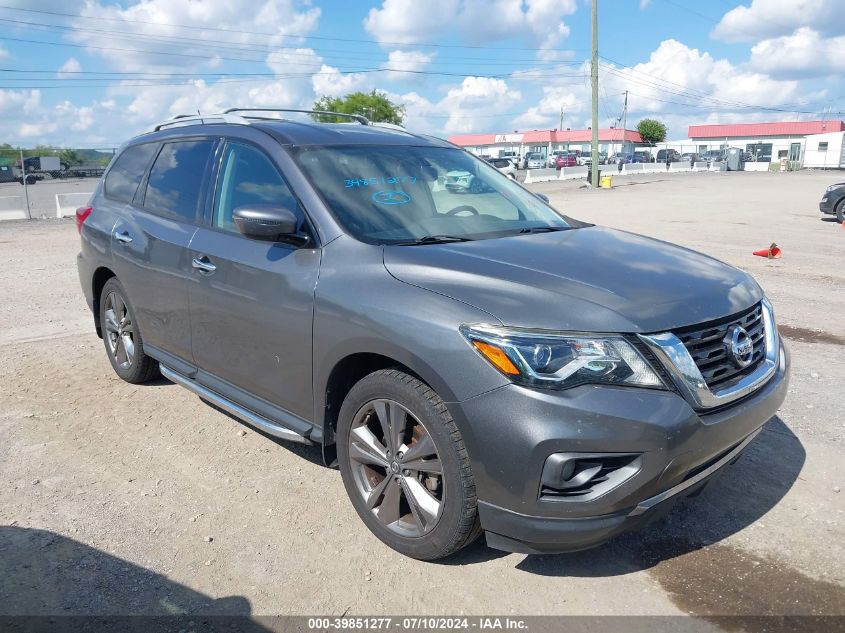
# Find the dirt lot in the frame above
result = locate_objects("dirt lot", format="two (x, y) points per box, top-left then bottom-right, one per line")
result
(1, 170), (843, 623)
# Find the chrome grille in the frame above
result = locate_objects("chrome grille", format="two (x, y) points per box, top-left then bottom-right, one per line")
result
(672, 303), (767, 390)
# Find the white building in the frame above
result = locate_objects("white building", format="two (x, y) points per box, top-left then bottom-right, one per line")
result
(802, 131), (845, 169)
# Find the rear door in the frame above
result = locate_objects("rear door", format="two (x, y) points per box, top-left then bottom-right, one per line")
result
(110, 138), (217, 367)
(187, 138), (320, 424)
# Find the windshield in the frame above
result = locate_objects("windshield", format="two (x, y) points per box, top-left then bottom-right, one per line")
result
(293, 145), (571, 244)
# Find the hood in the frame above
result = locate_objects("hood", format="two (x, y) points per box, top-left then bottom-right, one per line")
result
(383, 226), (762, 333)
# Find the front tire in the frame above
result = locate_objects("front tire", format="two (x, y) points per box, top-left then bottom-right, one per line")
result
(99, 277), (159, 384)
(836, 199), (845, 224)
(337, 369), (481, 560)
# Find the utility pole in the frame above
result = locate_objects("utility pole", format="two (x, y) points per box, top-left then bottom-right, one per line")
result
(590, 0), (599, 187)
(621, 90), (628, 155)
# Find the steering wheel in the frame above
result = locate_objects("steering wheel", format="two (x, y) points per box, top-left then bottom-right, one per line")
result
(446, 205), (479, 216)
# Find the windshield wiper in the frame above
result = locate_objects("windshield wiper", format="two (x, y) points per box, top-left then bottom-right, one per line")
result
(395, 235), (476, 246)
(516, 226), (571, 234)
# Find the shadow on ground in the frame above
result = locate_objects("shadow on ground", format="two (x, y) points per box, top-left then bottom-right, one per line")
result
(0, 526), (283, 631)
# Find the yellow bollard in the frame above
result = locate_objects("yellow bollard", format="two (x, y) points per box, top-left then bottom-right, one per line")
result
(600, 174), (612, 189)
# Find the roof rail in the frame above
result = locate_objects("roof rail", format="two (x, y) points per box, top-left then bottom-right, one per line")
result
(222, 107), (370, 125)
(153, 112), (251, 132)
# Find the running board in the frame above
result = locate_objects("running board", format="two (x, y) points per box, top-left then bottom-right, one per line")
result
(160, 364), (312, 445)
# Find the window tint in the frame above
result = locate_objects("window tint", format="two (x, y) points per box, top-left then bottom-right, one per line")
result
(213, 142), (298, 232)
(144, 140), (214, 221)
(104, 143), (158, 203)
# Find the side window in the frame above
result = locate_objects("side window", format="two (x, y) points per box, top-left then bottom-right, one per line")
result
(104, 143), (158, 204)
(213, 142), (299, 232)
(144, 140), (215, 222)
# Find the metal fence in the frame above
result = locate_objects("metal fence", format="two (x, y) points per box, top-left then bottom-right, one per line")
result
(0, 146), (115, 221)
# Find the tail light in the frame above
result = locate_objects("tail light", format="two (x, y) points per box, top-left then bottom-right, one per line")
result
(75, 206), (92, 234)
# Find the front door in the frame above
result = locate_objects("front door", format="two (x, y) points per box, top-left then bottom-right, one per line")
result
(188, 140), (320, 423)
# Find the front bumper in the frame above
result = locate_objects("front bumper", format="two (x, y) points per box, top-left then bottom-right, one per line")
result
(819, 197), (836, 215)
(449, 340), (790, 554)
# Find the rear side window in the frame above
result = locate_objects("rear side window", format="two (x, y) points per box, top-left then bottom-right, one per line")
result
(144, 140), (215, 222)
(104, 143), (158, 203)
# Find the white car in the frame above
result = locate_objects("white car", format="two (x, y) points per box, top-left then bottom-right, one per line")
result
(525, 153), (545, 169)
(487, 158), (517, 179)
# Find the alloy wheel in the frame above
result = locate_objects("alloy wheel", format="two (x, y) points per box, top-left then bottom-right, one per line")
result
(103, 291), (134, 370)
(348, 398), (444, 538)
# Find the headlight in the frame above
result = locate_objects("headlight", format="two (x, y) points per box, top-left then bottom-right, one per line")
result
(826, 184), (844, 192)
(460, 324), (666, 390)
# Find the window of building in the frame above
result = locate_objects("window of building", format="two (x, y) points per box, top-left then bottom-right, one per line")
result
(213, 142), (299, 233)
(818, 142), (829, 151)
(143, 140), (215, 222)
(778, 150), (788, 159)
(103, 143), (158, 204)
(746, 143), (773, 162)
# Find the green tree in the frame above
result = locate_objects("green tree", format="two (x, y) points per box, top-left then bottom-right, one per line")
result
(59, 148), (83, 166)
(312, 90), (405, 125)
(636, 118), (667, 145)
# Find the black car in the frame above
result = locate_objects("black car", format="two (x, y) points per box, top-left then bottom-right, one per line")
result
(819, 183), (845, 223)
(656, 149), (681, 163)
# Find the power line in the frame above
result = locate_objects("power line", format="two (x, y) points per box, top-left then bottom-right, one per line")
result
(0, 4), (589, 53)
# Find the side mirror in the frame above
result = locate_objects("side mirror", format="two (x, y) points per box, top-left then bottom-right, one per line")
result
(533, 192), (550, 204)
(233, 205), (307, 245)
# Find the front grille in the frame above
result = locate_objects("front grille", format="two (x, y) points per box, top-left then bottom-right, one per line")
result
(673, 303), (766, 390)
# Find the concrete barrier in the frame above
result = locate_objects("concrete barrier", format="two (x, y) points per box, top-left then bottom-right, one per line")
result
(524, 167), (560, 183)
(744, 162), (770, 172)
(558, 165), (588, 180)
(621, 163), (644, 175)
(0, 195), (27, 221)
(709, 161), (726, 171)
(55, 192), (93, 218)
(693, 161), (709, 171)
(669, 162), (692, 173)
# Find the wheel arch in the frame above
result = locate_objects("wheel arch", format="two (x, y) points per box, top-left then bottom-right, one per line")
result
(317, 343), (459, 465)
(91, 266), (117, 338)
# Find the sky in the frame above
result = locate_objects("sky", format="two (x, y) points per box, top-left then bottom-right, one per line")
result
(0, 0), (842, 148)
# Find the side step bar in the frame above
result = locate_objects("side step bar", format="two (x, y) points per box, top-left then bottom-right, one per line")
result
(160, 365), (312, 445)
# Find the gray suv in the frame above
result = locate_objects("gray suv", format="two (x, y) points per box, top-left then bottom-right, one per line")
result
(77, 109), (790, 560)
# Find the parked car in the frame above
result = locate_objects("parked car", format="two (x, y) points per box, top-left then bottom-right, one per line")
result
(554, 153), (578, 169)
(680, 152), (699, 163)
(701, 150), (726, 163)
(76, 108), (790, 561)
(499, 151), (520, 168)
(581, 151), (607, 166)
(610, 152), (645, 164)
(445, 169), (479, 192)
(634, 151), (653, 163)
(656, 149), (682, 163)
(524, 152), (545, 169)
(819, 182), (845, 223)
(487, 157), (517, 179)
(547, 150), (566, 167)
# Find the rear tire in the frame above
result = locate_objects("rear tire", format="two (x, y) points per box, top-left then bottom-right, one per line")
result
(337, 369), (481, 560)
(836, 199), (845, 224)
(99, 278), (160, 384)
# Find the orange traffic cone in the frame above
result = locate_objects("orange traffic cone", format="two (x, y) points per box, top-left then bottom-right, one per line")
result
(752, 243), (782, 259)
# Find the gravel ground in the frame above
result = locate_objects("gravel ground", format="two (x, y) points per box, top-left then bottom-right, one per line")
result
(0, 170), (843, 623)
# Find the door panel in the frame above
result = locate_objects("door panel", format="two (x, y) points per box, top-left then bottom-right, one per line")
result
(188, 230), (320, 420)
(188, 140), (319, 421)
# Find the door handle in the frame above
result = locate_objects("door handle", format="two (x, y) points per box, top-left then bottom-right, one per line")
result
(113, 230), (133, 244)
(192, 256), (217, 274)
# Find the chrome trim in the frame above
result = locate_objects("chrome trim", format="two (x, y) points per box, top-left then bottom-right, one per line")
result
(628, 427), (760, 517)
(191, 257), (217, 273)
(160, 365), (312, 445)
(638, 299), (779, 410)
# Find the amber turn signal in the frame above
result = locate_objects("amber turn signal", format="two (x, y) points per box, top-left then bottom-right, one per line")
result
(471, 340), (520, 375)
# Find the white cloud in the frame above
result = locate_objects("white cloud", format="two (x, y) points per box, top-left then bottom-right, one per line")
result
(639, 0), (651, 8)
(70, 0), (322, 72)
(57, 58), (82, 78)
(312, 65), (370, 97)
(364, 0), (576, 54)
(382, 50), (435, 81)
(0, 45), (11, 61)
(749, 27), (845, 78)
(0, 89), (41, 114)
(713, 0), (842, 42)
(399, 76), (522, 134)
